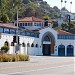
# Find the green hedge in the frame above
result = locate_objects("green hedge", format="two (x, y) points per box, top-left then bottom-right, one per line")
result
(0, 54), (29, 62)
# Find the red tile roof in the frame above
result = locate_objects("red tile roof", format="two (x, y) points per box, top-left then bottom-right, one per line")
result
(32, 26), (49, 31)
(0, 23), (17, 29)
(56, 29), (74, 35)
(17, 16), (44, 22)
(33, 27), (74, 35)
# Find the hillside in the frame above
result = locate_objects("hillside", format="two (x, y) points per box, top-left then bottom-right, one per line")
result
(0, 0), (60, 22)
(23, 0), (60, 19)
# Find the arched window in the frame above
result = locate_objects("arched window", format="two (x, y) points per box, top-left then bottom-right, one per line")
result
(11, 42), (14, 46)
(67, 45), (74, 48)
(35, 44), (38, 48)
(4, 41), (9, 46)
(44, 36), (50, 41)
(58, 45), (65, 48)
(27, 43), (30, 47)
(22, 43), (25, 47)
(31, 43), (34, 47)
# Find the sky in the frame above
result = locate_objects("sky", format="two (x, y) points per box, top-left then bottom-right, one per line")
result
(43, 0), (75, 13)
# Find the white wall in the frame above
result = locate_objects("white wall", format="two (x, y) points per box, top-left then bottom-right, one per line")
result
(0, 27), (75, 56)
(56, 39), (75, 56)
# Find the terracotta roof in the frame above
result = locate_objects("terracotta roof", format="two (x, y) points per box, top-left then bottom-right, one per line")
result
(17, 16), (44, 22)
(56, 29), (74, 35)
(32, 26), (49, 31)
(0, 23), (17, 29)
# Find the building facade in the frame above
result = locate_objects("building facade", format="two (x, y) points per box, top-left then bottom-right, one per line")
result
(0, 17), (75, 56)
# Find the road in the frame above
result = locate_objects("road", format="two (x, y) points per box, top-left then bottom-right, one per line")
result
(0, 56), (75, 75)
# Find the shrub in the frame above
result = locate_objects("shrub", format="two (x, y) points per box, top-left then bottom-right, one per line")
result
(0, 55), (2, 62)
(0, 54), (29, 62)
(1, 46), (9, 53)
(2, 54), (9, 62)
(24, 55), (29, 61)
(18, 54), (29, 61)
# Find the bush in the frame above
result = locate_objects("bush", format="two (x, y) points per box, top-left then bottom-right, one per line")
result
(0, 55), (2, 62)
(0, 54), (29, 62)
(18, 54), (29, 61)
(2, 54), (9, 62)
(1, 46), (9, 53)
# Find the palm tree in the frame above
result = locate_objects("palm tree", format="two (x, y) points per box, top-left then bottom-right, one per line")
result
(61, 0), (63, 9)
(64, 0), (67, 9)
(70, 1), (72, 13)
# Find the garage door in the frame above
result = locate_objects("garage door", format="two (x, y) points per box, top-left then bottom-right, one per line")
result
(58, 45), (65, 56)
(67, 45), (74, 56)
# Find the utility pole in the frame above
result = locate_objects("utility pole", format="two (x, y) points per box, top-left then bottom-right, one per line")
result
(15, 9), (19, 54)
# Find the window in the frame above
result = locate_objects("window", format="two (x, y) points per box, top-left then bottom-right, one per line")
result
(28, 23), (32, 26)
(11, 42), (14, 46)
(25, 23), (27, 26)
(26, 32), (31, 36)
(19, 23), (22, 27)
(31, 32), (35, 37)
(15, 23), (17, 26)
(44, 36), (50, 41)
(34, 22), (37, 26)
(4, 41), (9, 46)
(35, 33), (39, 38)
(35, 44), (38, 48)
(0, 27), (3, 33)
(38, 23), (41, 26)
(23, 23), (24, 26)
(4, 28), (9, 33)
(22, 43), (25, 47)
(58, 35), (75, 40)
(10, 29), (16, 34)
(58, 45), (65, 48)
(20, 32), (25, 36)
(27, 43), (30, 47)
(31, 43), (34, 47)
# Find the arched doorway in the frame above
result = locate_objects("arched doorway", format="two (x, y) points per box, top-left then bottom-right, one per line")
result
(67, 45), (74, 56)
(58, 45), (65, 56)
(42, 32), (55, 56)
(4, 41), (9, 46)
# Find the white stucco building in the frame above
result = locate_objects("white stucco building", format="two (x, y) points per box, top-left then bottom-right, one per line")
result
(58, 9), (75, 27)
(0, 17), (75, 56)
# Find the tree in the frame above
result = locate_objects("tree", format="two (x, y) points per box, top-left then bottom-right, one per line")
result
(0, 0), (24, 21)
(61, 22), (75, 34)
(43, 16), (51, 21)
(1, 14), (9, 23)
(61, 22), (69, 31)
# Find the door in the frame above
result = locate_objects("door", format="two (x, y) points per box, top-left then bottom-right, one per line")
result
(43, 44), (51, 56)
(67, 45), (74, 56)
(58, 45), (65, 56)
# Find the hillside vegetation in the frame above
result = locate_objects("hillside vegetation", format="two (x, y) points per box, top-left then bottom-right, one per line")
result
(0, 0), (60, 22)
